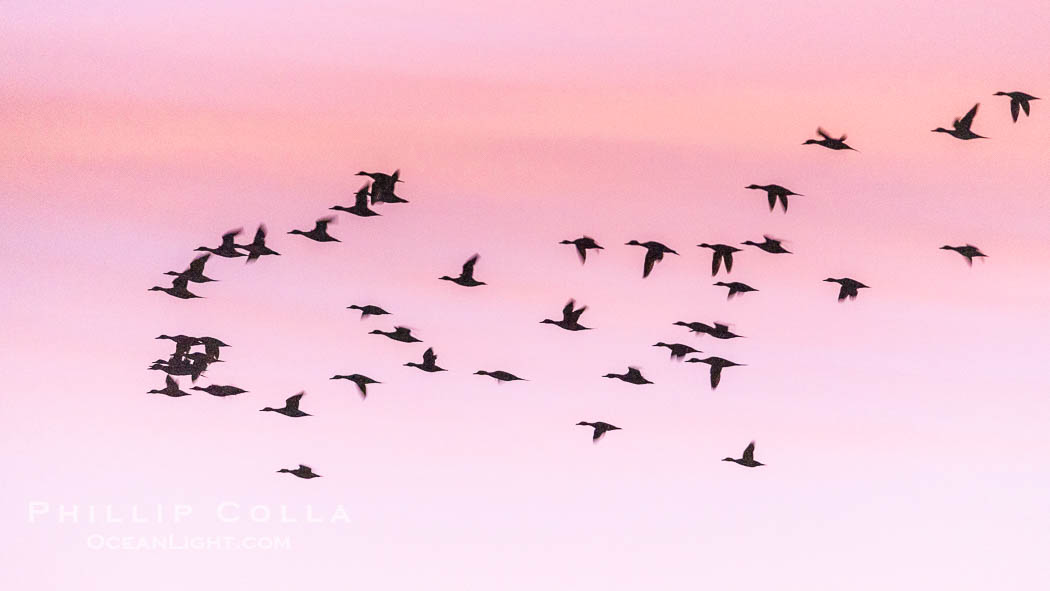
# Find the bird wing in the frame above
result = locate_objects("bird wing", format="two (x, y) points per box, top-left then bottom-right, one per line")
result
(315, 217), (334, 231)
(958, 103), (979, 130)
(165, 375), (178, 389)
(462, 254), (479, 279)
(1011, 99), (1020, 122)
(354, 184), (371, 207)
(286, 392), (304, 410)
(767, 192), (777, 211)
(711, 252), (722, 276)
(642, 248), (661, 278)
(837, 284), (849, 301)
(253, 225), (268, 245)
(710, 364), (722, 389)
(742, 441), (755, 462)
(1021, 98), (1031, 116)
(817, 127), (832, 140)
(423, 348), (437, 365)
(188, 253), (210, 273)
(221, 229), (242, 248)
(575, 243), (588, 263)
(724, 252), (734, 273)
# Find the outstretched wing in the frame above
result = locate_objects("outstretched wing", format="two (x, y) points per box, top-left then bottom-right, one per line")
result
(711, 252), (722, 276)
(710, 364), (723, 389)
(816, 127), (832, 140)
(423, 347), (437, 366)
(958, 103), (979, 130)
(220, 228), (242, 248)
(462, 254), (479, 279)
(286, 392), (304, 410)
(742, 441), (756, 462)
(188, 253), (210, 273)
(642, 249), (661, 278)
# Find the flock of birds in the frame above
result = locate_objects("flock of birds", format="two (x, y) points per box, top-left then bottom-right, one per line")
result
(147, 92), (1036, 477)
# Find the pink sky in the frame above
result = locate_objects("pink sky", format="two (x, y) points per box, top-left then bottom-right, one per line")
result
(2, 2), (1050, 589)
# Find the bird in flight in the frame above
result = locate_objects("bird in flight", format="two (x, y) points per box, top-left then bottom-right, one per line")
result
(745, 184), (803, 213)
(260, 392), (311, 417)
(369, 326), (422, 343)
(148, 375), (191, 397)
(576, 421), (621, 442)
(541, 299), (591, 331)
(603, 367), (653, 385)
(474, 370), (526, 383)
(288, 217), (340, 243)
(236, 225), (281, 262)
(803, 128), (856, 151)
(686, 356), (745, 389)
(653, 342), (700, 360)
(440, 254), (486, 287)
(673, 320), (714, 335)
(195, 228), (247, 258)
(165, 253), (216, 284)
(190, 384), (248, 397)
(330, 374), (381, 398)
(993, 91), (1038, 123)
(357, 170), (407, 204)
(149, 275), (201, 299)
(405, 347), (446, 372)
(347, 304), (390, 319)
(932, 103), (986, 140)
(714, 281), (758, 299)
(626, 240), (678, 278)
(722, 441), (764, 467)
(823, 277), (869, 301)
(697, 243), (741, 276)
(940, 244), (987, 266)
(560, 236), (604, 264)
(277, 465), (321, 479)
(330, 184), (381, 217)
(742, 236), (791, 254)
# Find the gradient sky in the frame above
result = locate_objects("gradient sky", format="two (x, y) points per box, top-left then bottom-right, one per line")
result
(3, 2), (1050, 589)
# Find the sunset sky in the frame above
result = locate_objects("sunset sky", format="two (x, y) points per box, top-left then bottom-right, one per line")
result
(2, 2), (1050, 589)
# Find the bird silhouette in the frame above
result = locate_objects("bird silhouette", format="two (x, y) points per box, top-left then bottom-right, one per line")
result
(260, 392), (311, 417)
(722, 441), (764, 467)
(288, 217), (339, 242)
(603, 367), (653, 385)
(560, 236), (604, 263)
(165, 253), (216, 283)
(686, 356), (744, 389)
(746, 184), (803, 212)
(156, 334), (199, 356)
(405, 347), (446, 372)
(195, 229), (247, 258)
(823, 277), (869, 301)
(357, 170), (407, 204)
(330, 374), (380, 398)
(541, 299), (591, 331)
(674, 320), (714, 335)
(626, 240), (678, 278)
(576, 421), (621, 442)
(149, 275), (201, 299)
(148, 375), (191, 397)
(697, 243), (741, 276)
(195, 336), (229, 361)
(331, 184), (381, 217)
(708, 323), (743, 339)
(714, 281), (758, 299)
(994, 91), (1039, 122)
(932, 104), (985, 140)
(440, 254), (485, 286)
(803, 128), (856, 151)
(347, 304), (390, 318)
(236, 225), (281, 262)
(742, 236), (791, 254)
(474, 370), (525, 383)
(940, 244), (987, 266)
(653, 342), (700, 360)
(190, 384), (248, 397)
(277, 465), (321, 479)
(369, 326), (422, 343)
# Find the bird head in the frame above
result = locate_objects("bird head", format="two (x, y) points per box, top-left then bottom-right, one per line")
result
(939, 245), (954, 250)
(277, 469), (290, 473)
(741, 240), (757, 246)
(802, 139), (818, 145)
(625, 240), (640, 246)
(993, 91), (1007, 96)
(368, 329), (383, 335)
(540, 319), (556, 325)
(474, 371), (488, 376)
(576, 421), (590, 426)
(823, 278), (838, 283)
(439, 275), (453, 281)
(745, 184), (761, 189)
(931, 127), (949, 133)
(721, 457), (736, 462)
(260, 407), (274, 412)
(288, 230), (304, 235)
(559, 240), (573, 244)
